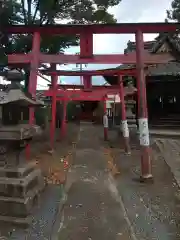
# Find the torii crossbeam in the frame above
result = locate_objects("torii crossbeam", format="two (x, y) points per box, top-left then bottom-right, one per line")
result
(40, 68), (137, 76)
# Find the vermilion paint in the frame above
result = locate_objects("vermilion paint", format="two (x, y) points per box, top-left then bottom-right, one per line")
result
(7, 23), (172, 181)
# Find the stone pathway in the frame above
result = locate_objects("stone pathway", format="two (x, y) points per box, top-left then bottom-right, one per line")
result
(57, 123), (134, 240)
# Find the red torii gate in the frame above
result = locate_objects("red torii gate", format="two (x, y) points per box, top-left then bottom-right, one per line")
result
(6, 22), (179, 183)
(43, 69), (136, 149)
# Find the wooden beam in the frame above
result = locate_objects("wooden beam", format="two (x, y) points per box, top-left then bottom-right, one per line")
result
(8, 52), (174, 65)
(40, 69), (137, 76)
(44, 87), (136, 99)
(8, 54), (32, 64)
(5, 23), (179, 35)
(54, 84), (121, 89)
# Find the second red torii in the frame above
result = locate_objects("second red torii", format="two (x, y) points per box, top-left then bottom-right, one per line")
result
(44, 85), (136, 101)
(52, 84), (122, 89)
(40, 68), (137, 76)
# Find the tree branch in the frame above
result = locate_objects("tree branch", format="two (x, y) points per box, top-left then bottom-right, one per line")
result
(27, 0), (32, 24)
(40, 13), (48, 24)
(44, 0), (58, 25)
(32, 0), (40, 23)
(21, 0), (27, 24)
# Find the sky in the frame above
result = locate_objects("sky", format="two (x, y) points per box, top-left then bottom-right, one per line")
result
(36, 0), (172, 89)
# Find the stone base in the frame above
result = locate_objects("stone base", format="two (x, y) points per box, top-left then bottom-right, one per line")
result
(0, 162), (45, 225)
(139, 176), (154, 184)
(0, 214), (32, 227)
(0, 161), (36, 178)
(132, 176), (154, 184)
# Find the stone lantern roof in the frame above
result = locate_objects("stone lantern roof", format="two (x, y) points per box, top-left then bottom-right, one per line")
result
(0, 69), (44, 106)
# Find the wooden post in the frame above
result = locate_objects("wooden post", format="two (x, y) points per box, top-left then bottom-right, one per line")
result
(50, 67), (58, 150)
(61, 99), (67, 139)
(26, 32), (40, 159)
(119, 75), (131, 155)
(136, 30), (153, 183)
(83, 75), (92, 89)
(103, 97), (108, 141)
(80, 33), (92, 90)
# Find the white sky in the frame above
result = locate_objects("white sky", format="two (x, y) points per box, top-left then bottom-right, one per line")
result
(37, 0), (172, 89)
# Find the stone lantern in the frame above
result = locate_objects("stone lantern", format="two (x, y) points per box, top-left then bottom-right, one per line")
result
(125, 83), (137, 126)
(0, 70), (45, 225)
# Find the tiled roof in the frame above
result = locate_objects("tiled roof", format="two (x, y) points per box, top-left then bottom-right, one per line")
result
(151, 33), (180, 53)
(103, 34), (180, 85)
(146, 62), (180, 76)
(124, 34), (180, 54)
(124, 40), (156, 54)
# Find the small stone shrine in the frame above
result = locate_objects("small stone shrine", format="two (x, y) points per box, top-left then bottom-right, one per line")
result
(0, 70), (45, 225)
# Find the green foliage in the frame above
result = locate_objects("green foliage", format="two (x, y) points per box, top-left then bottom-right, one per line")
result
(167, 0), (180, 22)
(35, 106), (48, 126)
(0, 0), (121, 85)
(1, 0), (121, 53)
(67, 101), (79, 120)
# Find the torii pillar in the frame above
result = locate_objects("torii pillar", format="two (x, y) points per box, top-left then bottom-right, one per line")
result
(50, 69), (58, 149)
(136, 30), (153, 183)
(61, 98), (67, 139)
(83, 75), (92, 89)
(119, 75), (131, 154)
(103, 96), (108, 141)
(80, 32), (93, 90)
(26, 32), (40, 159)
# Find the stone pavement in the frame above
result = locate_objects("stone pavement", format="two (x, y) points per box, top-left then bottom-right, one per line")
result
(57, 123), (134, 240)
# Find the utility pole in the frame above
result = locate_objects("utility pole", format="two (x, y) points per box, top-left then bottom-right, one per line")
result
(75, 52), (88, 85)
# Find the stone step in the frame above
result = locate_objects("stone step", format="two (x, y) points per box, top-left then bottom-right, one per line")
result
(0, 169), (42, 198)
(0, 215), (32, 226)
(150, 124), (180, 129)
(0, 181), (44, 218)
(0, 161), (37, 178)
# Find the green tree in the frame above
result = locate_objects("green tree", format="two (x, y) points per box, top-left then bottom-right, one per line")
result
(167, 0), (180, 21)
(0, 0), (23, 67)
(0, 0), (121, 88)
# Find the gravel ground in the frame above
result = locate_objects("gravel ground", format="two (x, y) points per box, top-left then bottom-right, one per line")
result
(108, 130), (180, 240)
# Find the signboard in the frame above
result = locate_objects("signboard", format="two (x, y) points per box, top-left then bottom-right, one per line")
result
(107, 94), (120, 103)
(57, 92), (105, 101)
